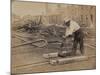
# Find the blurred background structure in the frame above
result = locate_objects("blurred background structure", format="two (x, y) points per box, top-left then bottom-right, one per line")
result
(12, 1), (96, 28)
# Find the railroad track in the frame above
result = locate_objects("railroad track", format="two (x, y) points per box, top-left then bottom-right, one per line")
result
(13, 55), (96, 70)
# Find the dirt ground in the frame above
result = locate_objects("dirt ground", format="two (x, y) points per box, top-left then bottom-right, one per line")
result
(11, 31), (96, 74)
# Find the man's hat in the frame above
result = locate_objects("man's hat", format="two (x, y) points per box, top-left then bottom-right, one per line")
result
(63, 18), (71, 26)
(64, 17), (72, 23)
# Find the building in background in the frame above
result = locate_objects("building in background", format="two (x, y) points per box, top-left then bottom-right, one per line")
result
(12, 1), (96, 28)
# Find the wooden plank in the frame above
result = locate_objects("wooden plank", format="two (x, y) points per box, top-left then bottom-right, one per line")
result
(43, 52), (58, 59)
(49, 56), (88, 65)
(12, 32), (33, 38)
(12, 39), (47, 48)
(85, 44), (95, 49)
(57, 56), (88, 65)
(13, 34), (29, 42)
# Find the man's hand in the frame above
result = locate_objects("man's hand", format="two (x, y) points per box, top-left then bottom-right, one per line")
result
(62, 35), (72, 39)
(62, 35), (66, 39)
(68, 35), (73, 37)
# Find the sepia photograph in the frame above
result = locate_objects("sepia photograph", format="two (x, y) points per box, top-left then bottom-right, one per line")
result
(11, 0), (96, 74)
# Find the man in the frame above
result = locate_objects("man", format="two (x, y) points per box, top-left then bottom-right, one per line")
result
(62, 19), (84, 55)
